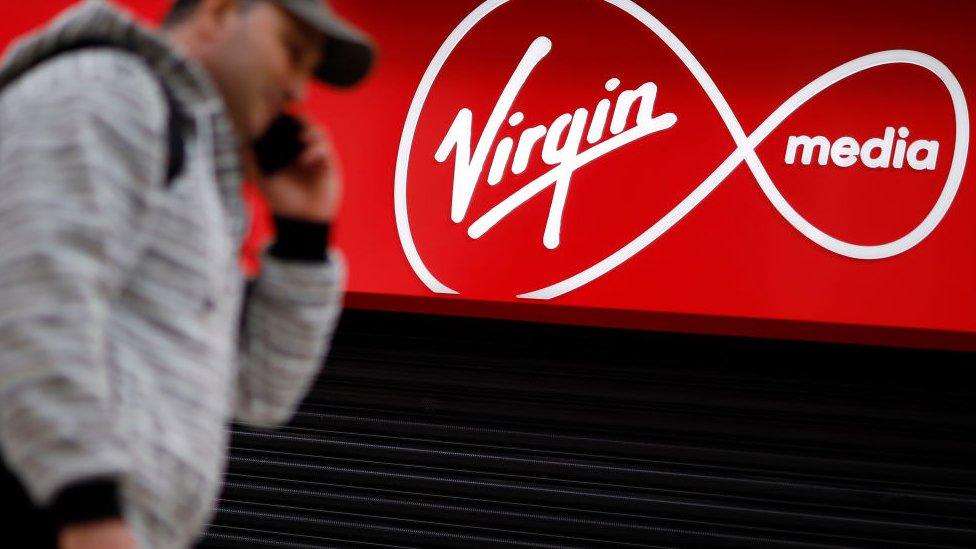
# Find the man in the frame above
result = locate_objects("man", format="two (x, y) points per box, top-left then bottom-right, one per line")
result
(0, 0), (373, 547)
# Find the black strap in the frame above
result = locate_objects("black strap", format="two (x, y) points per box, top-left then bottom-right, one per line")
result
(159, 83), (187, 186)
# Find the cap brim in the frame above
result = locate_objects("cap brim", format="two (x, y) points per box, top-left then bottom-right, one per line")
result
(315, 34), (374, 88)
(276, 1), (376, 88)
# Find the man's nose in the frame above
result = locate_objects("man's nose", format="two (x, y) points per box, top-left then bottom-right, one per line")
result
(283, 76), (310, 105)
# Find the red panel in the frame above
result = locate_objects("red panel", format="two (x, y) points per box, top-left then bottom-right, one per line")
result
(4, 1), (975, 350)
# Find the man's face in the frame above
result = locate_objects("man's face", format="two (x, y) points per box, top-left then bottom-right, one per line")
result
(203, 1), (325, 141)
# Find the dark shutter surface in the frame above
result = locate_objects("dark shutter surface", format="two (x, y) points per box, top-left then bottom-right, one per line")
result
(198, 310), (976, 548)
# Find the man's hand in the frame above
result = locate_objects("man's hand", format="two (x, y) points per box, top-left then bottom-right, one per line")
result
(247, 119), (343, 223)
(59, 518), (138, 549)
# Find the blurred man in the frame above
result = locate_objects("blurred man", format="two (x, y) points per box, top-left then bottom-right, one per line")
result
(0, 0), (373, 547)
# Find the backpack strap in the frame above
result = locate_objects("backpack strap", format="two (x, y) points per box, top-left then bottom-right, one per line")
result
(1, 39), (188, 187)
(159, 83), (187, 186)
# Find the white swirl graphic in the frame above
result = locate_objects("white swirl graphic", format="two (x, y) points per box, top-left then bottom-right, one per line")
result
(394, 0), (970, 300)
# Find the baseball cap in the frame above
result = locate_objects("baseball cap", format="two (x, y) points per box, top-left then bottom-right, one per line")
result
(272, 0), (375, 87)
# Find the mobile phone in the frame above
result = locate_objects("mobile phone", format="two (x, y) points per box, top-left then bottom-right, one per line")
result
(252, 114), (307, 176)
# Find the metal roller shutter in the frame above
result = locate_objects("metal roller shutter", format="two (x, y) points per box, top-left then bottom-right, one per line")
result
(198, 310), (976, 548)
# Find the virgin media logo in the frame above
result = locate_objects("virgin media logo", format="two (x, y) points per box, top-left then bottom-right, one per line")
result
(395, 0), (969, 300)
(434, 36), (678, 251)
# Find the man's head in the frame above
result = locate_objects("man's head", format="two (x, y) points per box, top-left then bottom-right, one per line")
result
(162, 0), (371, 141)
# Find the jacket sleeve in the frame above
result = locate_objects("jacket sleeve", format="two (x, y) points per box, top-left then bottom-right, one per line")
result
(0, 51), (168, 507)
(234, 219), (346, 429)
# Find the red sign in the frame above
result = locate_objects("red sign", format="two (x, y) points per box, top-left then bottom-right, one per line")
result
(5, 1), (976, 350)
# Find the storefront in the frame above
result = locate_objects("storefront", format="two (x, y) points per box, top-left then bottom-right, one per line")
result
(5, 0), (976, 546)
(205, 311), (976, 548)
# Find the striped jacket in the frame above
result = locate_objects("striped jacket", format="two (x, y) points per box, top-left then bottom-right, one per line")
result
(0, 1), (344, 547)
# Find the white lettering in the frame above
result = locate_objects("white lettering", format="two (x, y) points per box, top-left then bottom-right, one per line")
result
(434, 37), (553, 225)
(588, 99), (612, 144)
(611, 82), (660, 135)
(512, 124), (548, 175)
(893, 126), (910, 168)
(434, 36), (678, 249)
(908, 140), (940, 171)
(785, 135), (830, 165)
(861, 126), (894, 168)
(831, 137), (860, 168)
(540, 108), (589, 248)
(784, 127), (939, 171)
(487, 137), (514, 185)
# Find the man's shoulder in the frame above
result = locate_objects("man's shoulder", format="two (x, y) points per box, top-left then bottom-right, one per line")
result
(0, 48), (168, 129)
(0, 48), (175, 189)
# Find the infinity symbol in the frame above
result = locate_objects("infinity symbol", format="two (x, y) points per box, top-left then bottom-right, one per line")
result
(395, 0), (970, 300)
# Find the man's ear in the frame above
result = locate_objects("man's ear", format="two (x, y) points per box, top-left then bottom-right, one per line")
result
(196, 0), (244, 42)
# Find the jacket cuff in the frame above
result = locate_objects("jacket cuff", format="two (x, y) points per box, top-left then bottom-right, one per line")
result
(49, 478), (122, 528)
(268, 215), (331, 262)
